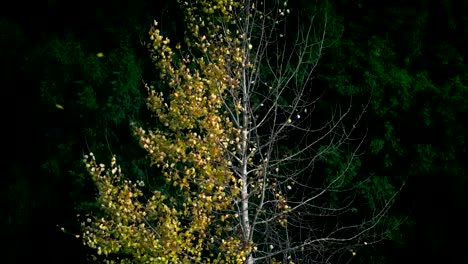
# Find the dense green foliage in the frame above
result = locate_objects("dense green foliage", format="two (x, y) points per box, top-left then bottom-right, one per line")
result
(317, 1), (467, 262)
(1, 0), (466, 263)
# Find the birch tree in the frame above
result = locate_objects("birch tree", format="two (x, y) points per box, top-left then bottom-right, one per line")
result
(205, 1), (398, 263)
(79, 0), (398, 263)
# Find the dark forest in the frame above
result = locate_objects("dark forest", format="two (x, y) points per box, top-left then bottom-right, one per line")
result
(1, 0), (467, 263)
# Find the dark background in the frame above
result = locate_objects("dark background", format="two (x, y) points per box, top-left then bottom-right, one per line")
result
(1, 0), (467, 262)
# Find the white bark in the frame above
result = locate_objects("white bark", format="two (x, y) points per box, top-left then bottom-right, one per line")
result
(218, 1), (400, 263)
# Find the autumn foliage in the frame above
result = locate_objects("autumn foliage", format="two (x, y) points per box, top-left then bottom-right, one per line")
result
(81, 0), (249, 263)
(79, 0), (396, 263)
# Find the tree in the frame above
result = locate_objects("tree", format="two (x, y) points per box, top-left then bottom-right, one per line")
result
(80, 0), (398, 263)
(317, 1), (467, 262)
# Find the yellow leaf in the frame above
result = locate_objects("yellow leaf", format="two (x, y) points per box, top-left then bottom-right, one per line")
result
(55, 104), (64, 110)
